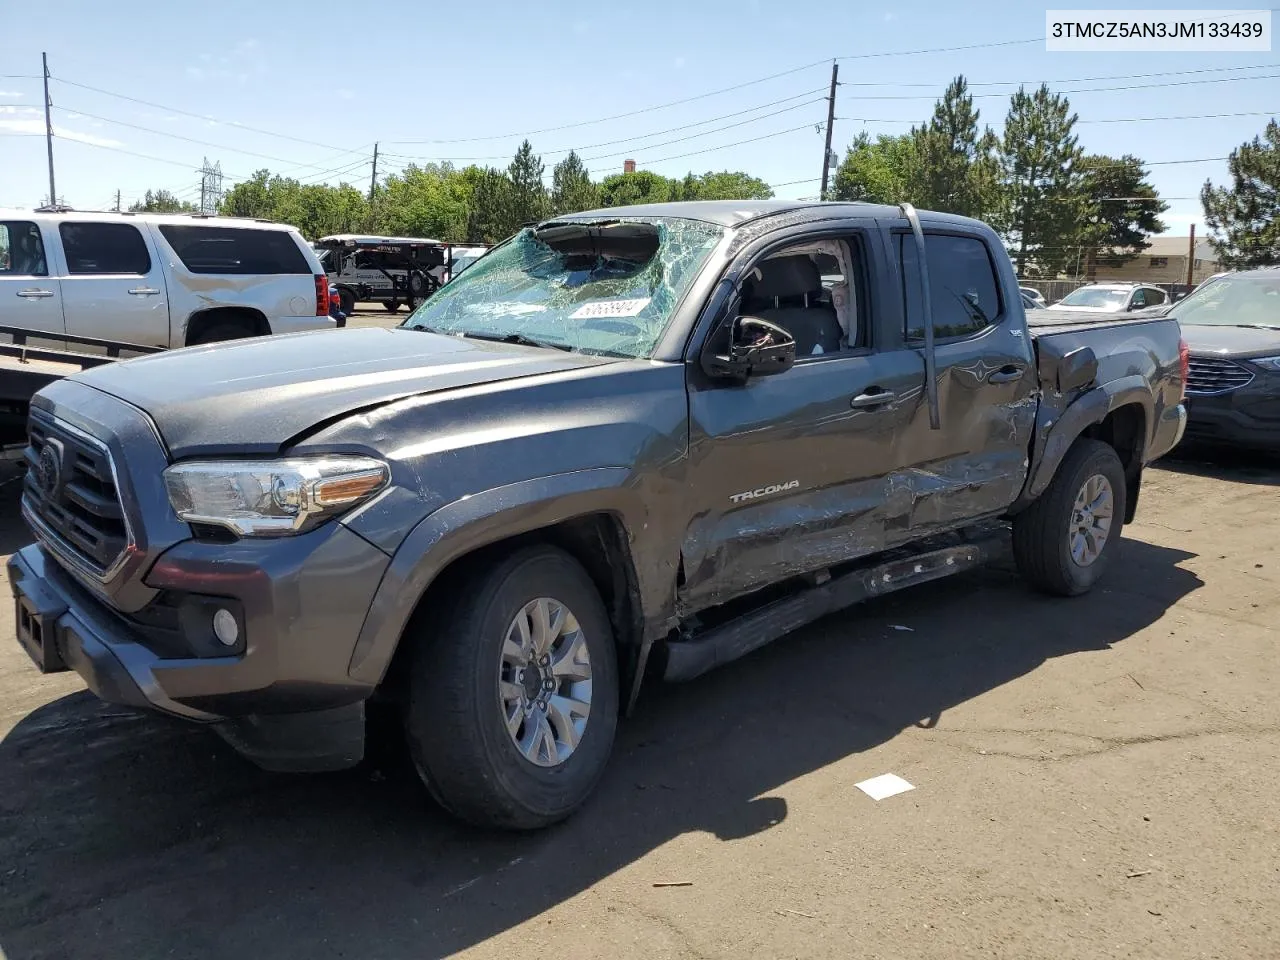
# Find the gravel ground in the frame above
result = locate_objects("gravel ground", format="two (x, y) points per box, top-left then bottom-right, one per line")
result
(0, 431), (1276, 959)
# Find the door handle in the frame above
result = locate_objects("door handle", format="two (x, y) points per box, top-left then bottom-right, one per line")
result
(16, 288), (55, 299)
(128, 287), (161, 296)
(850, 388), (896, 409)
(987, 365), (1025, 384)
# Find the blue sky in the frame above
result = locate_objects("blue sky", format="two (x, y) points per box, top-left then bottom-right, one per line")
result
(1, 0), (1276, 236)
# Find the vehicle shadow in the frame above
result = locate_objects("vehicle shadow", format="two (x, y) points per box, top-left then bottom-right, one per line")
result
(0, 538), (1201, 960)
(1157, 445), (1280, 485)
(0, 465), (30, 557)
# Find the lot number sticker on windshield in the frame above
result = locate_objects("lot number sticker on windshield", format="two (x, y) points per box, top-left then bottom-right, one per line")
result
(570, 298), (651, 319)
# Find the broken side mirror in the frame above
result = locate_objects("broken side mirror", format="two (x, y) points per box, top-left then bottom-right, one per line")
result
(1057, 345), (1098, 393)
(703, 316), (796, 381)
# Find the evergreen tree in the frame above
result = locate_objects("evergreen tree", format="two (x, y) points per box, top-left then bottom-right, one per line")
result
(507, 140), (548, 228)
(1201, 119), (1280, 268)
(550, 151), (599, 215)
(911, 76), (1001, 219)
(999, 85), (1086, 276)
(466, 167), (515, 244)
(829, 132), (917, 204)
(1078, 155), (1168, 278)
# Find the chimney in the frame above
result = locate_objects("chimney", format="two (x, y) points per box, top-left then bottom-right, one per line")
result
(623, 159), (636, 174)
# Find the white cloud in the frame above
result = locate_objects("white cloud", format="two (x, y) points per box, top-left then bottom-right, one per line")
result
(0, 90), (22, 99)
(0, 117), (121, 147)
(0, 106), (40, 116)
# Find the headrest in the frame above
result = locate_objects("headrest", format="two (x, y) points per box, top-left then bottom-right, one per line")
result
(746, 255), (821, 300)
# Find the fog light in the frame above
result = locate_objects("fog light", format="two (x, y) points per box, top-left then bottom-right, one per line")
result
(212, 608), (239, 647)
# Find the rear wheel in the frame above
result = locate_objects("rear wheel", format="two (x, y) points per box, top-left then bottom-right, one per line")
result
(1013, 438), (1127, 596)
(382, 301), (400, 313)
(405, 546), (619, 830)
(338, 288), (356, 316)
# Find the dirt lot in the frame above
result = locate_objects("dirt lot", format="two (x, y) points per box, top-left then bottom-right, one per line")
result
(0, 437), (1277, 959)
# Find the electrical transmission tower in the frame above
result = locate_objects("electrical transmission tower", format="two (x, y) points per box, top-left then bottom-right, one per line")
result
(197, 157), (224, 215)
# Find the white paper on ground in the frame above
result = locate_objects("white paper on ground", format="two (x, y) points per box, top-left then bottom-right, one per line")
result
(855, 773), (915, 801)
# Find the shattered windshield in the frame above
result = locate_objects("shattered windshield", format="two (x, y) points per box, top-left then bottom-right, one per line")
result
(402, 217), (724, 358)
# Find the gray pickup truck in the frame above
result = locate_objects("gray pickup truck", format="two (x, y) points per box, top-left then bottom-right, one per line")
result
(9, 200), (1187, 830)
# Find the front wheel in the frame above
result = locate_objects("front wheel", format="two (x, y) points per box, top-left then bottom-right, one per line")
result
(1013, 438), (1127, 597)
(405, 546), (619, 830)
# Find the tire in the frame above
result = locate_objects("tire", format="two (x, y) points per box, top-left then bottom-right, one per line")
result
(382, 301), (400, 313)
(405, 546), (619, 830)
(338, 288), (356, 317)
(190, 322), (255, 345)
(1013, 438), (1127, 597)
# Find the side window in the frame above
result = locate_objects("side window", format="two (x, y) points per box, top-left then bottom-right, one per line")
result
(59, 222), (151, 274)
(157, 225), (310, 274)
(1146, 288), (1166, 305)
(736, 237), (865, 358)
(899, 233), (1002, 341)
(0, 221), (48, 277)
(1131, 289), (1147, 308)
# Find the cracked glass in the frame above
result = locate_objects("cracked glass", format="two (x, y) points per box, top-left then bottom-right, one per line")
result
(401, 217), (724, 359)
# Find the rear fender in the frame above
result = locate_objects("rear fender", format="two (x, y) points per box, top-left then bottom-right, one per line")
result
(1015, 375), (1153, 509)
(346, 467), (661, 688)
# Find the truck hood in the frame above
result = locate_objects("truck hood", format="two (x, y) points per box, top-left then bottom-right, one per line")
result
(72, 327), (618, 458)
(1179, 323), (1280, 358)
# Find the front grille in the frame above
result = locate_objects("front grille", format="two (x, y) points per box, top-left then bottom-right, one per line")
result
(1186, 356), (1255, 396)
(23, 416), (129, 578)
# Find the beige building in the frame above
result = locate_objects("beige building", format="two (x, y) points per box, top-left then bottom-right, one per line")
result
(1092, 235), (1221, 285)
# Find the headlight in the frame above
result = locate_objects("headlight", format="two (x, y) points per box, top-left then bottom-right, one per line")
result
(163, 457), (389, 537)
(1250, 355), (1280, 372)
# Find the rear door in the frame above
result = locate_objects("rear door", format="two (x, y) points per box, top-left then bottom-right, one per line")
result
(58, 220), (170, 350)
(0, 218), (65, 348)
(887, 223), (1037, 537)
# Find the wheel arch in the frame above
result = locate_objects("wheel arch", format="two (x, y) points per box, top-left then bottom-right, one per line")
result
(184, 305), (270, 345)
(349, 469), (655, 707)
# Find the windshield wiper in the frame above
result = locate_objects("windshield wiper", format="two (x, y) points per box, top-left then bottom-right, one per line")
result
(1228, 323), (1280, 330)
(461, 331), (573, 352)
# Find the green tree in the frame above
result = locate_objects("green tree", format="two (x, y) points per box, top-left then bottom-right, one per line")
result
(911, 76), (1002, 219)
(1201, 119), (1280, 268)
(687, 170), (774, 200)
(466, 167), (516, 243)
(1077, 155), (1168, 278)
(507, 140), (548, 228)
(829, 132), (917, 204)
(128, 189), (197, 213)
(377, 162), (471, 241)
(598, 170), (677, 207)
(220, 169), (275, 219)
(550, 151), (600, 215)
(998, 84), (1086, 276)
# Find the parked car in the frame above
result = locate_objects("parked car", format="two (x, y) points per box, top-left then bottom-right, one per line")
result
(1050, 282), (1170, 314)
(314, 235), (449, 314)
(1019, 286), (1047, 308)
(1162, 268), (1280, 450)
(9, 200), (1187, 830)
(0, 211), (334, 349)
(1021, 291), (1045, 310)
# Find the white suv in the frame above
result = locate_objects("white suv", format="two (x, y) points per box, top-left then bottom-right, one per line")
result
(0, 210), (336, 352)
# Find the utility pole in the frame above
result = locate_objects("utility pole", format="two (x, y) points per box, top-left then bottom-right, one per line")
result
(367, 142), (379, 227)
(1185, 223), (1196, 287)
(819, 61), (839, 201)
(115, 189), (121, 213)
(42, 52), (57, 209)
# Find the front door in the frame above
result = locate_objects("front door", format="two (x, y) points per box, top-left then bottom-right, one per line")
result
(0, 219), (65, 350)
(680, 226), (921, 612)
(886, 224), (1037, 538)
(58, 220), (170, 350)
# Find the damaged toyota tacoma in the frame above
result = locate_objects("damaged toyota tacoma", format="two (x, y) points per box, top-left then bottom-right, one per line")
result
(9, 201), (1188, 830)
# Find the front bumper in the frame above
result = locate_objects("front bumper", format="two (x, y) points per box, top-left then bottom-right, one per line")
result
(1184, 374), (1280, 451)
(9, 520), (390, 723)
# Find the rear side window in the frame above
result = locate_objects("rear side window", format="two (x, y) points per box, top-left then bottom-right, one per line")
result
(60, 222), (151, 274)
(899, 233), (1002, 341)
(157, 225), (311, 275)
(0, 221), (48, 277)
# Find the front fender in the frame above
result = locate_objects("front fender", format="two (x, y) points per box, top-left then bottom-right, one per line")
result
(346, 467), (659, 686)
(1019, 374), (1154, 504)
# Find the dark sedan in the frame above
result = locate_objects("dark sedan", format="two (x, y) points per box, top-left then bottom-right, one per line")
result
(1167, 269), (1280, 450)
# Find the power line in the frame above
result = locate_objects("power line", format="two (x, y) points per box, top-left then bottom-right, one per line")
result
(837, 109), (1277, 127)
(383, 87), (827, 152)
(840, 71), (1280, 102)
(50, 136), (252, 178)
(637, 122), (819, 165)
(839, 62), (1279, 89)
